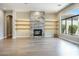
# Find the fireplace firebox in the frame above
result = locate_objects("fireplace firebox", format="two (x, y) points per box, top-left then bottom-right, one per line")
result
(34, 29), (42, 36)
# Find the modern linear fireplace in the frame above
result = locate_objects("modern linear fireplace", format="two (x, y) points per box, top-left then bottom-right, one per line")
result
(34, 29), (42, 36)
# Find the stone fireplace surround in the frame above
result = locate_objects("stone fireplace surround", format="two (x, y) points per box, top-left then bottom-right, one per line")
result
(30, 11), (45, 37)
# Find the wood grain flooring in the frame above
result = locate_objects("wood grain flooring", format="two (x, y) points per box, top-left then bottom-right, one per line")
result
(0, 37), (79, 56)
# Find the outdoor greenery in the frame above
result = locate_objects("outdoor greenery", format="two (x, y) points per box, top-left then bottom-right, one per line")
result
(61, 24), (66, 33)
(68, 25), (78, 35)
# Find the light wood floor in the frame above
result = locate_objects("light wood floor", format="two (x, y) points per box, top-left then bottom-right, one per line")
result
(0, 37), (79, 56)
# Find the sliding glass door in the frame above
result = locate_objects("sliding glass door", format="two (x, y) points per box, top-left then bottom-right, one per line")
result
(61, 15), (79, 36)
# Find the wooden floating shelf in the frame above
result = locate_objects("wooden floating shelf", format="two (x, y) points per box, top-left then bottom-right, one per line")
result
(16, 24), (58, 26)
(45, 28), (58, 29)
(16, 29), (30, 30)
(16, 24), (31, 26)
(45, 27), (58, 29)
(45, 21), (58, 22)
(16, 28), (31, 30)
(45, 28), (58, 30)
(16, 20), (43, 22)
(16, 20), (30, 22)
(45, 23), (58, 24)
(16, 20), (58, 22)
(16, 28), (58, 30)
(16, 20), (59, 22)
(45, 24), (58, 26)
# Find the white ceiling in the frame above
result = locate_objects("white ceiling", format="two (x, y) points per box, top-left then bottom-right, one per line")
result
(0, 3), (70, 13)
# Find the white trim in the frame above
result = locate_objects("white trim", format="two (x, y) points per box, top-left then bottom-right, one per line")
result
(59, 34), (79, 45)
(59, 16), (62, 34)
(60, 36), (79, 45)
(12, 10), (16, 39)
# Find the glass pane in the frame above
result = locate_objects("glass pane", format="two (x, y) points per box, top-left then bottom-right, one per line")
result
(67, 18), (72, 35)
(72, 16), (78, 35)
(61, 20), (66, 34)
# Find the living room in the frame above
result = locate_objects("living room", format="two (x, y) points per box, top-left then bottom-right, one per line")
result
(0, 3), (79, 56)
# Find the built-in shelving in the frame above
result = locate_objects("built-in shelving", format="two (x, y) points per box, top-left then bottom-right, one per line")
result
(45, 21), (59, 32)
(15, 20), (59, 34)
(16, 20), (31, 30)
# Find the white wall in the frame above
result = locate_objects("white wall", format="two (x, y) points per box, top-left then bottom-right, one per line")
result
(12, 10), (16, 39)
(0, 10), (4, 40)
(45, 13), (57, 21)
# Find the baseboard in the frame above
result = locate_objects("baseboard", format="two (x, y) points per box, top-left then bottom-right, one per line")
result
(59, 36), (79, 45)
